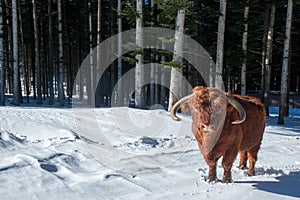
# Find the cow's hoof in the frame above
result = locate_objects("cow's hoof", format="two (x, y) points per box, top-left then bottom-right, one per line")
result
(205, 176), (217, 183)
(237, 164), (247, 170)
(221, 177), (232, 184)
(247, 170), (255, 176)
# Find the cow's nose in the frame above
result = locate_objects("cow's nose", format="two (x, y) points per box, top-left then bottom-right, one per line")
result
(201, 124), (208, 131)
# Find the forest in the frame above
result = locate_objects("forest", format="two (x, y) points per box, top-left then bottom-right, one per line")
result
(0, 0), (299, 121)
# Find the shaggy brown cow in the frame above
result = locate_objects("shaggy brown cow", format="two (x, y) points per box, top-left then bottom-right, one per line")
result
(171, 86), (266, 183)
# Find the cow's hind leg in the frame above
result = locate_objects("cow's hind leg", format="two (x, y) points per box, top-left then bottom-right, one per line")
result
(247, 144), (260, 176)
(237, 150), (247, 169)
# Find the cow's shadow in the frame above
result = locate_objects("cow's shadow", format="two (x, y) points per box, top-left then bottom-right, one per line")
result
(235, 169), (300, 198)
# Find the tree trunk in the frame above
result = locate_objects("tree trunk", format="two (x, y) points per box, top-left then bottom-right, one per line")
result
(160, 42), (166, 107)
(32, 0), (42, 104)
(215, 0), (227, 89)
(0, 0), (4, 106)
(135, 0), (144, 108)
(168, 10), (185, 112)
(264, 3), (276, 116)
(48, 0), (54, 104)
(58, 0), (64, 106)
(96, 0), (103, 106)
(278, 0), (293, 124)
(24, 45), (30, 103)
(241, 1), (249, 95)
(88, 1), (94, 106)
(149, 0), (155, 107)
(78, 34), (83, 101)
(97, 0), (101, 75)
(12, 0), (21, 105)
(40, 20), (46, 100)
(117, 0), (122, 105)
(109, 0), (116, 107)
(260, 2), (270, 104)
(18, 0), (29, 103)
(155, 44), (159, 105)
(64, 0), (71, 104)
(4, 0), (12, 95)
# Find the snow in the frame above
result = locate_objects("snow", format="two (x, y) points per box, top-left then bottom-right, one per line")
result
(0, 105), (299, 200)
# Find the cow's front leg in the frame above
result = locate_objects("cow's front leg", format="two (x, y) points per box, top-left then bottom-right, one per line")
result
(222, 148), (238, 183)
(208, 162), (217, 182)
(205, 155), (219, 182)
(221, 163), (232, 183)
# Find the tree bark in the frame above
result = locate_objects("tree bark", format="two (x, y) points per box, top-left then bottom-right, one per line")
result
(241, 1), (249, 95)
(215, 0), (227, 89)
(278, 0), (293, 124)
(135, 0), (144, 108)
(168, 10), (185, 112)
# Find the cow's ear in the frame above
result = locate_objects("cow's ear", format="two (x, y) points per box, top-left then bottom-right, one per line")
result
(193, 86), (205, 92)
(181, 102), (190, 114)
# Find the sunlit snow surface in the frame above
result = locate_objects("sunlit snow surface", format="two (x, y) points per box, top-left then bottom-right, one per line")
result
(0, 106), (299, 200)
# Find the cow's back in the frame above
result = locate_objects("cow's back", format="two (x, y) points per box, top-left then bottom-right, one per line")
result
(231, 95), (266, 151)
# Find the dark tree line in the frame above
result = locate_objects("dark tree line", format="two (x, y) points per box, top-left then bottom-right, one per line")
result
(0, 0), (299, 119)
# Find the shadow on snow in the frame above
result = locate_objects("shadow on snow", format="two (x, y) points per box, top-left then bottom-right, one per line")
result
(236, 170), (300, 198)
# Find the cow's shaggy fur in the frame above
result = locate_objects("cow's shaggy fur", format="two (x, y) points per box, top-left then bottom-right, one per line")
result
(180, 86), (266, 183)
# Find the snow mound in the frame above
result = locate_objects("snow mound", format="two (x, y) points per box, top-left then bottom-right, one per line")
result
(0, 106), (299, 199)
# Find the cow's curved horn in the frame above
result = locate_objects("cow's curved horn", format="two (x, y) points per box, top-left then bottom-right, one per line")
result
(226, 95), (246, 124)
(170, 95), (192, 121)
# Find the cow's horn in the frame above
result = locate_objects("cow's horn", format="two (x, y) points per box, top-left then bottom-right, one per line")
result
(170, 95), (192, 121)
(226, 95), (246, 124)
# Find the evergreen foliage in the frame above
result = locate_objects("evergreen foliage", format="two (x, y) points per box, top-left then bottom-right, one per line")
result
(0, 0), (299, 110)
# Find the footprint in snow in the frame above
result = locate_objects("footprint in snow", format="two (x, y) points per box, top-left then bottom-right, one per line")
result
(40, 163), (58, 173)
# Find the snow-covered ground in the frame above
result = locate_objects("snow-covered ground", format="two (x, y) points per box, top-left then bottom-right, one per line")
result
(0, 105), (299, 200)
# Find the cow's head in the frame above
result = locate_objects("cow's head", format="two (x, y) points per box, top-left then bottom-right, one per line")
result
(171, 86), (246, 125)
(170, 86), (246, 155)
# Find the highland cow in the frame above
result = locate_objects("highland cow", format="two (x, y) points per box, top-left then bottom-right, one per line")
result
(171, 86), (266, 183)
